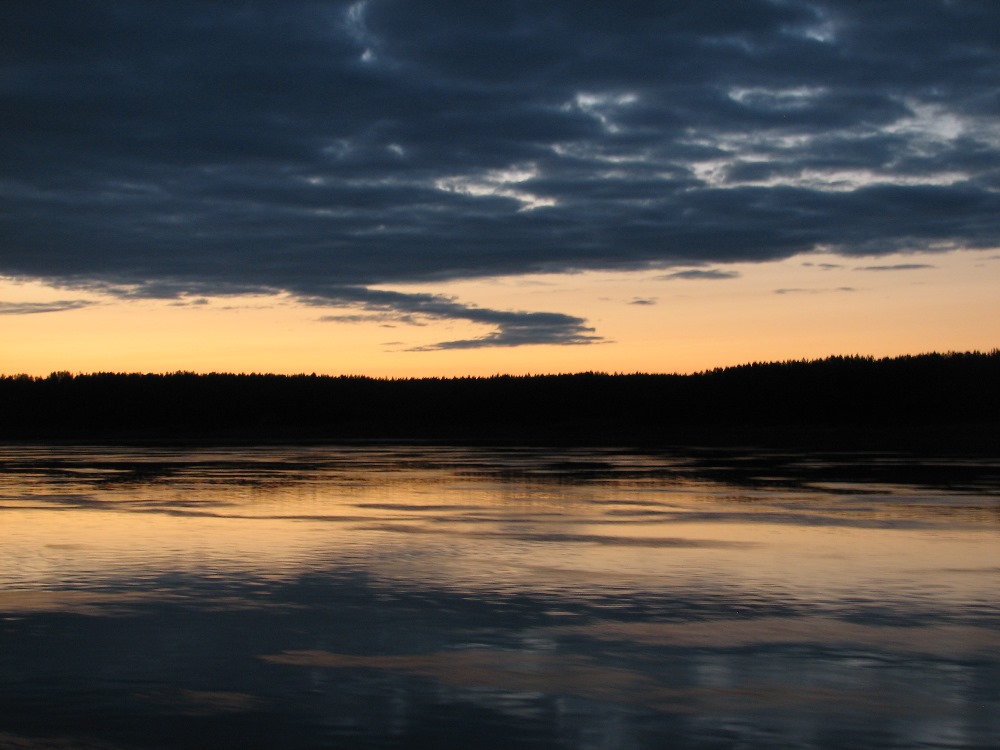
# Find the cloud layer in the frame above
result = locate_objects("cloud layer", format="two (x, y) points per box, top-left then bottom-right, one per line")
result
(3, 1), (999, 346)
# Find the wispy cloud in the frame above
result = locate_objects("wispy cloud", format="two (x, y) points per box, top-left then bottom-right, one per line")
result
(319, 312), (427, 327)
(660, 270), (740, 281)
(774, 287), (856, 295)
(853, 264), (935, 272)
(0, 300), (94, 315)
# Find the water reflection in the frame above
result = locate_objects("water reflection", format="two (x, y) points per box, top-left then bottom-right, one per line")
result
(1, 445), (998, 749)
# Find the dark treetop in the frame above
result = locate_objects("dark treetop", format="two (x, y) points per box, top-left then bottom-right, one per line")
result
(3, 352), (998, 449)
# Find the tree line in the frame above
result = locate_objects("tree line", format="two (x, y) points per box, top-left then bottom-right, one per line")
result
(1, 351), (998, 448)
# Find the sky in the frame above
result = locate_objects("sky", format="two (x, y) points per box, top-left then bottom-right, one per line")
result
(2, 0), (998, 376)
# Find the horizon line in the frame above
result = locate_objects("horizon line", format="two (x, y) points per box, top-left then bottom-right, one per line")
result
(5, 349), (997, 382)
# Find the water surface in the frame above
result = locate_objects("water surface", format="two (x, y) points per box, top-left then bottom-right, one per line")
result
(1, 445), (998, 749)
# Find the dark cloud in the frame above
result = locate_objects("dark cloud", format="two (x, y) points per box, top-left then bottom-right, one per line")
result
(315, 288), (600, 349)
(2, 1), (999, 346)
(410, 318), (599, 351)
(629, 298), (657, 306)
(661, 269), (741, 281)
(854, 264), (936, 272)
(0, 300), (94, 315)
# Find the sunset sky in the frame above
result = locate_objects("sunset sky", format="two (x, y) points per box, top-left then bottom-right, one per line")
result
(2, 1), (998, 377)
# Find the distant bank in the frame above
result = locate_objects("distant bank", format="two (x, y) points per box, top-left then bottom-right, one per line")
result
(2, 351), (998, 450)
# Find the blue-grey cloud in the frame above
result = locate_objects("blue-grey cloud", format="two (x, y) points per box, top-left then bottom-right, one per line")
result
(661, 269), (741, 281)
(853, 264), (935, 272)
(315, 288), (599, 349)
(410, 318), (600, 351)
(774, 287), (856, 295)
(3, 1), (999, 346)
(0, 300), (94, 315)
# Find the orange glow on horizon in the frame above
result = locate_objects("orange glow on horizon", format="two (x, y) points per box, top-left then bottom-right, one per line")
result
(1, 249), (997, 377)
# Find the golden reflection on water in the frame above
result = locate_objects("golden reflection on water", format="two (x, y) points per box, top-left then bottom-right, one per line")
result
(2, 445), (998, 609)
(1, 445), (998, 749)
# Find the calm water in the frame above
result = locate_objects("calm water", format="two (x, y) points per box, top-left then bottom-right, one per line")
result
(1, 444), (998, 749)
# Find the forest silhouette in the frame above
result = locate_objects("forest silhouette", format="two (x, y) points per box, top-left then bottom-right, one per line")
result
(2, 351), (997, 448)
